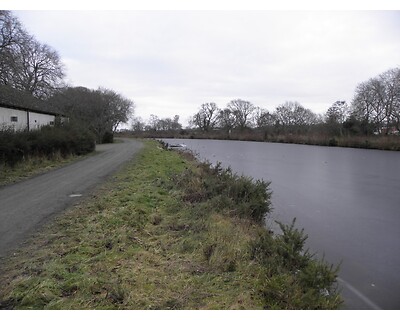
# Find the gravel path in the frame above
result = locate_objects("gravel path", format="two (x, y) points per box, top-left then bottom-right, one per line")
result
(0, 138), (143, 258)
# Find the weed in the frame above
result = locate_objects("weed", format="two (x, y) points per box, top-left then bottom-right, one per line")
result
(203, 243), (216, 262)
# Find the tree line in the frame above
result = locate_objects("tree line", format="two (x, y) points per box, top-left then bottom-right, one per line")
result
(131, 114), (182, 132)
(188, 66), (400, 137)
(131, 67), (400, 139)
(0, 11), (134, 143)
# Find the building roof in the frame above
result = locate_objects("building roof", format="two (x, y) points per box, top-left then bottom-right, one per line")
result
(0, 85), (62, 116)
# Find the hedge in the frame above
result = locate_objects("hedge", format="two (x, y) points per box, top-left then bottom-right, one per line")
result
(0, 125), (96, 167)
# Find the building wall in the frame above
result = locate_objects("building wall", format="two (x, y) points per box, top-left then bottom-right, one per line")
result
(0, 106), (56, 131)
(29, 112), (55, 131)
(0, 106), (28, 131)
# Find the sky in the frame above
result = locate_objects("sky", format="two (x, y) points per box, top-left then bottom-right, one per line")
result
(8, 2), (400, 127)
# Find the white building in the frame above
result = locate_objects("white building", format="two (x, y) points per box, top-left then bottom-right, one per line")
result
(0, 103), (64, 131)
(0, 85), (67, 131)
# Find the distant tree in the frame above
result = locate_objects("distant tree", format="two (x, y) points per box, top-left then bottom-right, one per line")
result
(325, 101), (349, 136)
(272, 101), (320, 135)
(351, 67), (400, 134)
(145, 114), (182, 131)
(157, 118), (168, 131)
(380, 68), (400, 131)
(0, 11), (65, 99)
(146, 114), (160, 131)
(227, 99), (255, 130)
(352, 78), (385, 130)
(342, 114), (370, 135)
(171, 115), (182, 131)
(253, 107), (276, 128)
(274, 103), (293, 127)
(274, 101), (318, 129)
(325, 101), (348, 123)
(191, 102), (220, 131)
(217, 108), (235, 132)
(131, 116), (146, 132)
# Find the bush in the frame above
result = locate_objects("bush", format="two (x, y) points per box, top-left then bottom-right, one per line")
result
(328, 138), (338, 146)
(0, 124), (96, 167)
(250, 218), (341, 309)
(102, 131), (114, 144)
(174, 161), (272, 224)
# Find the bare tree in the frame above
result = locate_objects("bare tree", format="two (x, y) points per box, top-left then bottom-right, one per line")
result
(325, 101), (348, 123)
(351, 80), (375, 123)
(171, 115), (182, 131)
(275, 101), (318, 126)
(227, 99), (255, 130)
(0, 11), (64, 99)
(146, 114), (182, 131)
(148, 114), (160, 131)
(15, 39), (65, 98)
(131, 116), (146, 132)
(379, 68), (400, 131)
(191, 102), (220, 131)
(1, 11), (29, 86)
(254, 107), (276, 128)
(274, 101), (298, 126)
(217, 108), (235, 132)
(0, 11), (27, 52)
(325, 101), (349, 136)
(274, 101), (318, 133)
(351, 67), (400, 133)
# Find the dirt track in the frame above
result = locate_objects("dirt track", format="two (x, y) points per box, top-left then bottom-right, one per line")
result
(0, 139), (143, 258)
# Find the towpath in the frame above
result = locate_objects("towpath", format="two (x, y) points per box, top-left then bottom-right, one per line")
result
(0, 138), (143, 258)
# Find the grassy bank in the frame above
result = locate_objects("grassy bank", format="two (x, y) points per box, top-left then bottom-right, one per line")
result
(0, 140), (342, 309)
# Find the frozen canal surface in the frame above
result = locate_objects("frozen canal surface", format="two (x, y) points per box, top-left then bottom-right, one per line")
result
(163, 139), (400, 310)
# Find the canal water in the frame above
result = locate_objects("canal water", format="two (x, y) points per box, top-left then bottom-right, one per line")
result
(163, 139), (400, 310)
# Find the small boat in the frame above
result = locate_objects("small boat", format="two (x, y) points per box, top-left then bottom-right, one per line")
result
(169, 143), (186, 149)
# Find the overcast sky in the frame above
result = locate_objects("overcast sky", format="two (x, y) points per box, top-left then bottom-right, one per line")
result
(13, 8), (400, 126)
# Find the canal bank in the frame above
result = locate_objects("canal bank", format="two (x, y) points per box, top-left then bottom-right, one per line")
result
(0, 140), (341, 309)
(163, 138), (400, 310)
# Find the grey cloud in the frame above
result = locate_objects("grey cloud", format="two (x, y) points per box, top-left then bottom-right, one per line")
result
(14, 10), (400, 122)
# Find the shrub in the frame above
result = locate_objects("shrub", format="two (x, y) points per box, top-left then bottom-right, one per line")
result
(0, 124), (95, 167)
(102, 131), (114, 144)
(328, 138), (338, 146)
(274, 219), (311, 270)
(250, 218), (341, 309)
(174, 161), (272, 224)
